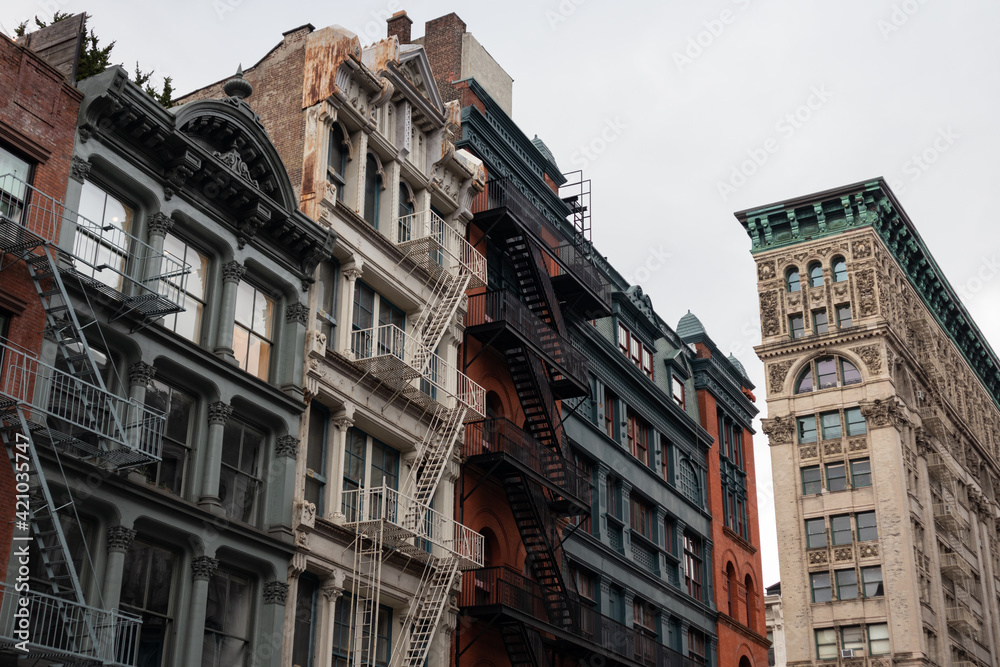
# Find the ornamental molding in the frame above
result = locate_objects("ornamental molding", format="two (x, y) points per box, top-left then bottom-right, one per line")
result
(128, 360), (156, 386)
(208, 401), (233, 426)
(222, 260), (247, 284)
(859, 398), (906, 430)
(191, 556), (219, 581)
(263, 581), (289, 605)
(286, 302), (309, 325)
(851, 344), (883, 375)
(760, 415), (794, 446)
(768, 361), (793, 394)
(70, 156), (92, 183)
(146, 212), (175, 236)
(276, 435), (299, 459)
(106, 526), (137, 553)
(213, 148), (259, 188)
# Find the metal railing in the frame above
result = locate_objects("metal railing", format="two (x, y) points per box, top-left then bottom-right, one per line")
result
(0, 341), (164, 465)
(396, 209), (487, 286)
(350, 324), (485, 416)
(464, 418), (591, 505)
(940, 552), (971, 580)
(0, 581), (141, 665)
(460, 567), (699, 667)
(471, 178), (609, 304)
(342, 483), (484, 569)
(0, 173), (189, 315)
(465, 290), (589, 385)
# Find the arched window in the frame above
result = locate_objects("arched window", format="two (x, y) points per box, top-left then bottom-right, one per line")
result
(726, 563), (738, 617)
(785, 267), (800, 293)
(744, 574), (756, 631)
(832, 256), (847, 282)
(327, 123), (348, 198)
(679, 460), (701, 505)
(795, 356), (863, 393)
(363, 154), (382, 228)
(808, 262), (823, 287)
(397, 181), (414, 242)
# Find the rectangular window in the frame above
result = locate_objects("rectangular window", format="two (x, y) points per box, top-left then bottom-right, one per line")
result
(812, 309), (828, 334)
(836, 568), (858, 600)
(292, 574), (318, 667)
(845, 407), (867, 435)
(0, 145), (32, 220)
(369, 439), (400, 491)
(811, 572), (832, 602)
(826, 462), (847, 492)
(642, 347), (654, 380)
(671, 374), (685, 409)
(868, 623), (890, 655)
(233, 281), (274, 381)
(305, 403), (329, 509)
(820, 411), (842, 440)
(797, 415), (817, 443)
(161, 233), (208, 343)
(841, 625), (864, 653)
(75, 180), (133, 290)
(629, 495), (653, 541)
(688, 627), (707, 665)
(836, 304), (853, 329)
(660, 438), (671, 482)
(801, 466), (822, 495)
(618, 323), (629, 354)
(683, 534), (703, 600)
(607, 477), (622, 520)
(220, 419), (264, 524)
(851, 458), (872, 488)
(202, 567), (251, 667)
(121, 539), (176, 667)
(603, 387), (616, 440)
(861, 566), (884, 597)
(857, 511), (878, 541)
(831, 514), (852, 545)
(806, 518), (826, 548)
(815, 628), (837, 660)
(789, 314), (805, 339)
(627, 410), (649, 466)
(317, 261), (339, 349)
(143, 379), (193, 495)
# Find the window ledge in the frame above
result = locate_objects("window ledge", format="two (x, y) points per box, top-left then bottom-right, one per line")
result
(722, 526), (758, 555)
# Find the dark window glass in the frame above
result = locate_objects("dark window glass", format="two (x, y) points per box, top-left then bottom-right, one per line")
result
(837, 304), (853, 328)
(813, 309), (828, 334)
(831, 514), (852, 545)
(219, 420), (264, 524)
(845, 407), (867, 435)
(841, 359), (862, 385)
(833, 258), (847, 282)
(856, 511), (878, 541)
(805, 518), (826, 548)
(836, 568), (857, 600)
(202, 568), (251, 667)
(121, 539), (176, 667)
(826, 463), (847, 492)
(797, 415), (817, 443)
(796, 366), (814, 393)
(144, 380), (193, 494)
(816, 357), (837, 389)
(801, 466), (822, 494)
(292, 574), (318, 667)
(851, 459), (872, 488)
(789, 314), (805, 339)
(809, 262), (823, 287)
(862, 566), (883, 597)
(786, 267), (800, 293)
(820, 411), (842, 440)
(363, 154), (381, 227)
(811, 572), (831, 602)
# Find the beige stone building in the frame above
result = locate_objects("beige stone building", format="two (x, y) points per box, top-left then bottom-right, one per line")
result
(736, 179), (1000, 667)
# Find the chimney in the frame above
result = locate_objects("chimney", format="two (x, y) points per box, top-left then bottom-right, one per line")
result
(387, 10), (413, 44)
(423, 13), (467, 106)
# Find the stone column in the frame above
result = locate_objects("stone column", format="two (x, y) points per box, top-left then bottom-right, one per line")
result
(259, 581), (289, 667)
(127, 361), (156, 453)
(674, 520), (687, 587)
(145, 212), (174, 280)
(282, 553), (307, 667)
(337, 266), (363, 356)
(328, 417), (354, 522)
(101, 525), (136, 611)
(703, 538), (714, 607)
(267, 436), (298, 542)
(280, 303), (309, 398)
(214, 261), (246, 363)
(620, 479), (633, 553)
(655, 508), (668, 579)
(595, 464), (609, 540)
(198, 401), (232, 515)
(183, 556), (219, 666)
(316, 571), (345, 667)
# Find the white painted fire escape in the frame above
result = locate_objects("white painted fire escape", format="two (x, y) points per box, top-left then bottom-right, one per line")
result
(0, 174), (188, 665)
(346, 209), (486, 667)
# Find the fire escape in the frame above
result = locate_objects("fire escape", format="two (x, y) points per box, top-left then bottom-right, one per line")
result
(345, 208), (487, 667)
(0, 174), (189, 664)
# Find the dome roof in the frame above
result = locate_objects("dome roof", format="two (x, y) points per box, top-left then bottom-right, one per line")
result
(728, 353), (748, 378)
(676, 310), (706, 339)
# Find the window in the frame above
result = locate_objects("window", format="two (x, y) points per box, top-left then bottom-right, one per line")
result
(789, 314), (804, 339)
(630, 495), (653, 540)
(845, 407), (866, 435)
(683, 533), (703, 600)
(808, 262), (823, 287)
(861, 566), (883, 597)
(813, 309), (828, 334)
(811, 572), (832, 602)
(327, 123), (348, 197)
(832, 257), (847, 282)
(796, 356), (861, 393)
(618, 323), (655, 380)
(671, 374), (685, 409)
(618, 323), (629, 355)
(397, 181), (414, 242)
(642, 347), (654, 380)
(573, 452), (594, 534)
(816, 357), (837, 389)
(796, 366), (814, 393)
(815, 628), (837, 660)
(292, 574), (318, 667)
(233, 281), (274, 381)
(627, 410), (649, 466)
(606, 477), (622, 520)
(688, 627), (707, 665)
(786, 267), (800, 293)
(856, 511), (878, 541)
(868, 623), (889, 655)
(363, 154), (382, 227)
(143, 380), (194, 495)
(161, 233), (208, 343)
(353, 282), (405, 357)
(369, 439), (400, 490)
(331, 590), (351, 667)
(317, 260), (339, 349)
(0, 145), (31, 219)
(841, 625), (864, 654)
(342, 427), (400, 518)
(797, 415), (817, 443)
(202, 567), (251, 667)
(820, 411), (842, 440)
(633, 598), (656, 634)
(767, 631), (775, 666)
(305, 403), (329, 509)
(831, 515), (852, 545)
(801, 466), (822, 494)
(826, 463), (847, 492)
(836, 568), (858, 600)
(220, 419), (264, 523)
(678, 460), (701, 505)
(805, 518), (826, 548)
(75, 180), (133, 290)
(841, 358), (861, 385)
(836, 304), (853, 328)
(851, 459), (872, 488)
(660, 438), (671, 483)
(121, 539), (176, 667)
(603, 387), (617, 440)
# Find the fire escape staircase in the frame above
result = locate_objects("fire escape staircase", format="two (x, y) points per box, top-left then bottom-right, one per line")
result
(499, 622), (552, 667)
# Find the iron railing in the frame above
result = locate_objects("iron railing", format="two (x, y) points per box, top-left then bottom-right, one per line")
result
(471, 178), (609, 304)
(465, 290), (589, 386)
(342, 483), (484, 569)
(460, 567), (700, 667)
(0, 174), (190, 316)
(350, 324), (485, 416)
(464, 418), (591, 506)
(0, 340), (164, 465)
(396, 209), (487, 287)
(0, 581), (141, 665)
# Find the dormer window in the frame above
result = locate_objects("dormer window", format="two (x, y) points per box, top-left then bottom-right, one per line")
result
(617, 323), (654, 380)
(327, 124), (348, 199)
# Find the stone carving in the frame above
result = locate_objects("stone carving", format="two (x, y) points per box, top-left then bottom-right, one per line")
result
(757, 260), (776, 281)
(855, 268), (877, 317)
(286, 302), (309, 325)
(222, 261), (246, 284)
(208, 401), (233, 426)
(851, 344), (882, 375)
(276, 435), (299, 459)
(70, 156), (92, 183)
(860, 399), (904, 429)
(213, 148), (259, 188)
(834, 547), (854, 562)
(236, 213), (267, 250)
(768, 361), (793, 394)
(128, 361), (156, 387)
(851, 238), (872, 259)
(146, 212), (175, 236)
(106, 526), (137, 553)
(858, 543), (879, 559)
(191, 556), (219, 581)
(263, 581), (289, 605)
(823, 441), (842, 456)
(759, 291), (780, 337)
(807, 549), (828, 565)
(321, 583), (343, 602)
(295, 500), (316, 530)
(848, 438), (868, 452)
(799, 445), (818, 460)
(761, 415), (794, 445)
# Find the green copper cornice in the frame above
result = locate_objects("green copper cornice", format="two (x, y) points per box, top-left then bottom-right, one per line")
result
(735, 177), (1000, 410)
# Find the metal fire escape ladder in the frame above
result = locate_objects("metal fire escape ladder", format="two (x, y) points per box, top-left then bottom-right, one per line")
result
(411, 269), (472, 375)
(499, 623), (552, 667)
(405, 403), (468, 512)
(394, 555), (461, 667)
(502, 232), (564, 335)
(349, 519), (386, 667)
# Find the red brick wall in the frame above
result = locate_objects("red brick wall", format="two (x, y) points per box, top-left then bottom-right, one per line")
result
(0, 34), (82, 574)
(423, 13), (467, 108)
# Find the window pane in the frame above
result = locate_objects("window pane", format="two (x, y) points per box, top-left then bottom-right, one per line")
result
(789, 315), (804, 339)
(856, 511), (878, 541)
(837, 304), (853, 328)
(805, 518), (826, 548)
(833, 259), (847, 282)
(841, 625), (864, 651)
(787, 269), (800, 293)
(851, 459), (871, 488)
(810, 572), (831, 602)
(809, 263), (823, 287)
(797, 416), (817, 443)
(862, 566), (883, 597)
(816, 357), (837, 389)
(826, 463), (846, 492)
(796, 368), (814, 393)
(820, 411), (842, 440)
(815, 629), (837, 660)
(813, 310), (828, 334)
(801, 466), (822, 494)
(831, 514), (852, 545)
(868, 623), (890, 655)
(841, 359), (861, 385)
(845, 407), (867, 435)
(836, 569), (857, 600)
(234, 281), (255, 327)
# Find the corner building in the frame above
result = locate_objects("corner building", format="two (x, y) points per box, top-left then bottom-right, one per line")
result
(738, 178), (1000, 667)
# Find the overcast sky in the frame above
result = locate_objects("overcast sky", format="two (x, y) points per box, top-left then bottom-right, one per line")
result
(6, 0), (1000, 589)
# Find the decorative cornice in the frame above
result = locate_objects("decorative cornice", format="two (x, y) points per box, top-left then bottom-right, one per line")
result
(222, 260), (246, 284)
(263, 581), (289, 605)
(276, 435), (299, 459)
(859, 398), (906, 430)
(106, 526), (137, 553)
(208, 401), (233, 426)
(191, 556), (219, 581)
(128, 360), (156, 387)
(760, 415), (794, 446)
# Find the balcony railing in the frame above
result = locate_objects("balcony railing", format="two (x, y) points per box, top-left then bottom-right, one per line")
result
(0, 174), (190, 318)
(471, 178), (609, 307)
(940, 551), (971, 580)
(0, 341), (164, 466)
(945, 605), (977, 633)
(464, 418), (591, 506)
(350, 324), (485, 416)
(396, 209), (487, 287)
(460, 567), (699, 667)
(0, 581), (141, 665)
(466, 290), (589, 388)
(342, 483), (483, 570)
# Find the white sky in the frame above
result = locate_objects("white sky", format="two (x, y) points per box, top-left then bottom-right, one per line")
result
(7, 0), (1000, 590)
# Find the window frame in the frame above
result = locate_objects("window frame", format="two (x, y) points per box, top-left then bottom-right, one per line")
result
(812, 309), (828, 334)
(786, 266), (800, 293)
(832, 257), (848, 282)
(326, 123), (349, 199)
(861, 566), (883, 598)
(836, 303), (853, 329)
(627, 409), (650, 466)
(683, 533), (703, 601)
(845, 407), (867, 435)
(797, 415), (817, 443)
(835, 567), (858, 601)
(850, 458), (872, 488)
(219, 417), (266, 524)
(815, 628), (837, 660)
(808, 262), (824, 287)
(671, 373), (685, 409)
(160, 232), (209, 344)
(202, 566), (253, 667)
(826, 462), (847, 492)
(856, 511), (878, 542)
(810, 571), (832, 603)
(801, 466), (822, 495)
(830, 514), (852, 546)
(143, 378), (194, 495)
(120, 537), (177, 667)
(867, 622), (890, 655)
(363, 153), (383, 228)
(805, 517), (826, 549)
(232, 279), (275, 382)
(789, 314), (805, 339)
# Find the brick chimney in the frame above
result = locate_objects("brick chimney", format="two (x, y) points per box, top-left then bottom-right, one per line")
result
(423, 13), (467, 106)
(387, 11), (413, 44)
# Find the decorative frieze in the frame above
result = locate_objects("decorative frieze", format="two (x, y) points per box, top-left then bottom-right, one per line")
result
(859, 398), (904, 429)
(222, 261), (247, 284)
(851, 344), (883, 375)
(128, 361), (156, 387)
(768, 361), (793, 394)
(855, 268), (877, 316)
(146, 212), (175, 236)
(760, 291), (781, 337)
(286, 302), (309, 325)
(276, 435), (299, 458)
(70, 156), (92, 183)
